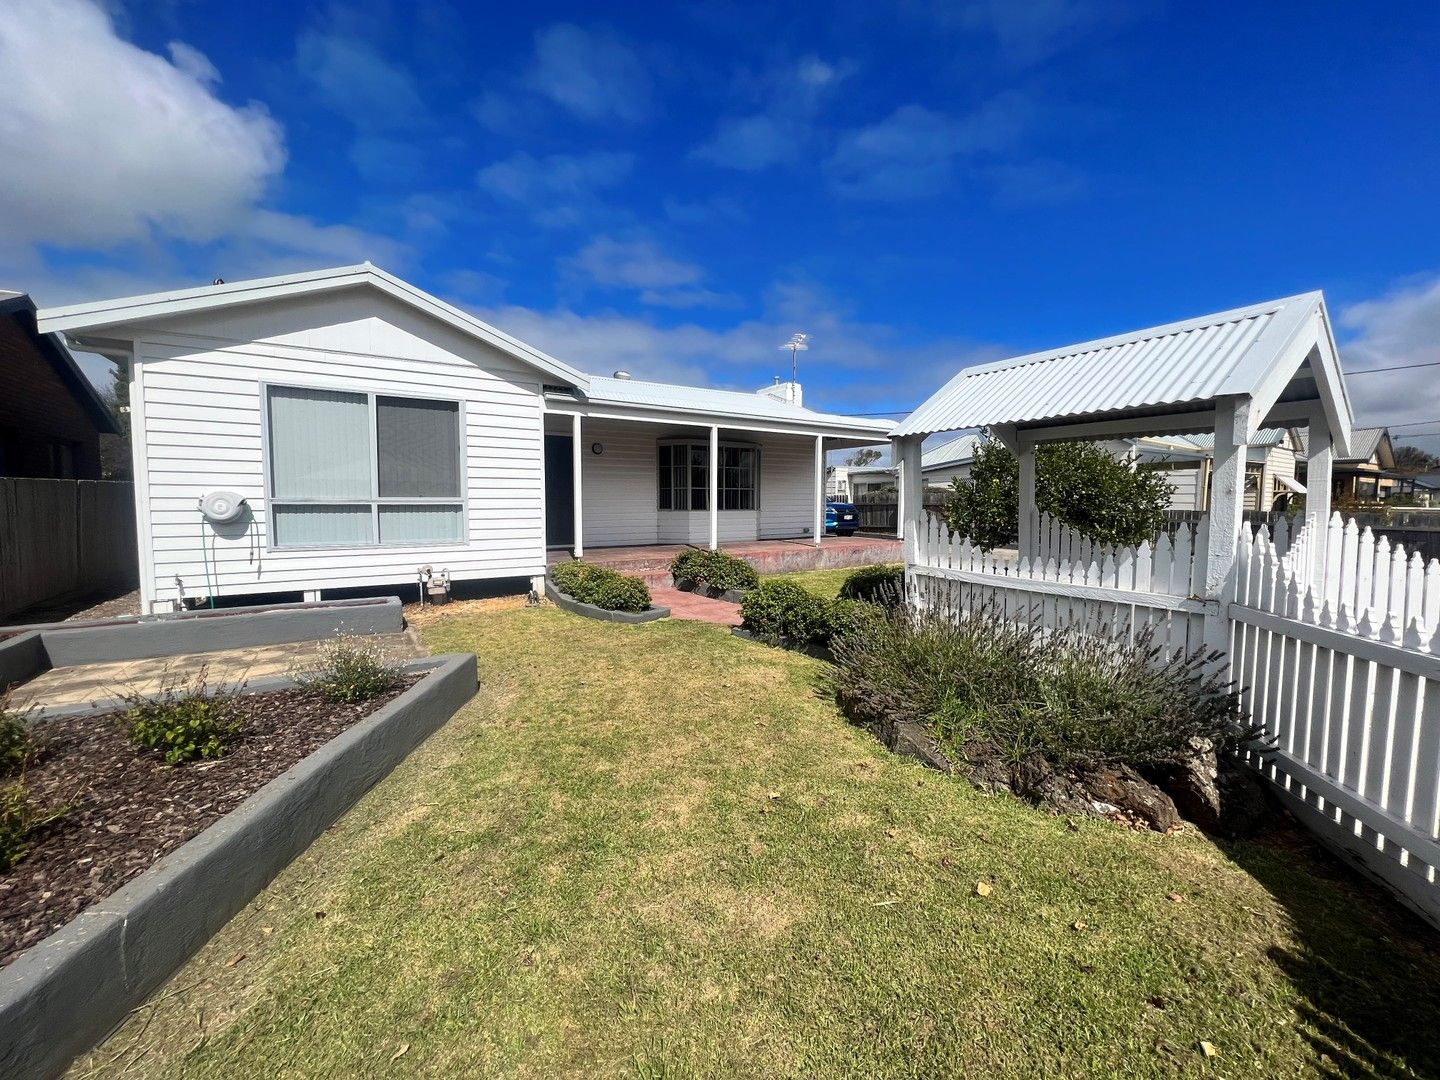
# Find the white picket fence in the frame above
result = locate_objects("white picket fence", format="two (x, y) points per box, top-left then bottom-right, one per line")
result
(1229, 516), (1440, 917)
(910, 509), (1440, 925)
(911, 512), (1208, 657)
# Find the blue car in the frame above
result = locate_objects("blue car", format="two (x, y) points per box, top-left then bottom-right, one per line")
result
(825, 497), (858, 536)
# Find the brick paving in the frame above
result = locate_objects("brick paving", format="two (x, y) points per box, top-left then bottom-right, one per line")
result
(649, 586), (742, 626)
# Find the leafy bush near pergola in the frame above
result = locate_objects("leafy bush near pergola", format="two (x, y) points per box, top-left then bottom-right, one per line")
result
(941, 438), (1172, 551)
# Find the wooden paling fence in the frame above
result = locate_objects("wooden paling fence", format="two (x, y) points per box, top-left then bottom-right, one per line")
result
(1229, 515), (1440, 919)
(908, 508), (1440, 925)
(910, 511), (1209, 658)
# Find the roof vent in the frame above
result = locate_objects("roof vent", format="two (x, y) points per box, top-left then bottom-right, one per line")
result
(613, 370), (631, 380)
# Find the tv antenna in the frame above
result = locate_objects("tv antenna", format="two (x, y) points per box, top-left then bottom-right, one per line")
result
(780, 332), (809, 386)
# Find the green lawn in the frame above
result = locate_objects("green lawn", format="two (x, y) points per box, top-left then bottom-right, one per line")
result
(74, 605), (1440, 1077)
(770, 565), (893, 600)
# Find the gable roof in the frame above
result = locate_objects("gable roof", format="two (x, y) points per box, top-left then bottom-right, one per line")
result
(921, 432), (981, 469)
(37, 263), (590, 390)
(578, 375), (895, 435)
(896, 292), (1353, 452)
(1337, 426), (1391, 465)
(0, 294), (121, 435)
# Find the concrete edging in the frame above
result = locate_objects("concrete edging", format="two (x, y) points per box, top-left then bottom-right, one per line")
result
(0, 651), (478, 1080)
(674, 580), (748, 604)
(544, 579), (669, 623)
(729, 626), (833, 661)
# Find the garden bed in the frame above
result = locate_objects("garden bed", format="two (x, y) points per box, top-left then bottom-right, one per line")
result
(1, 679), (415, 967)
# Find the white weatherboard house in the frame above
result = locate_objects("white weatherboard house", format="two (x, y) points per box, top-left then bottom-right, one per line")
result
(38, 265), (893, 613)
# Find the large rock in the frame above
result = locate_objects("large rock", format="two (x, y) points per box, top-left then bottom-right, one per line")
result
(1082, 764), (1183, 832)
(1009, 752), (1096, 817)
(1150, 737), (1222, 831)
(1214, 757), (1270, 837)
(882, 718), (952, 773)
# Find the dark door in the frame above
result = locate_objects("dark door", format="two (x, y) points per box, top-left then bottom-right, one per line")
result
(545, 434), (574, 548)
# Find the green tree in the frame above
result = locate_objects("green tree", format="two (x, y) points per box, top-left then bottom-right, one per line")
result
(845, 447), (883, 466)
(1393, 444), (1439, 474)
(99, 359), (132, 481)
(941, 438), (1172, 551)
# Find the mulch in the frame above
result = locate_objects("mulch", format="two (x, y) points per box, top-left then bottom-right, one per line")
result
(0, 678), (415, 968)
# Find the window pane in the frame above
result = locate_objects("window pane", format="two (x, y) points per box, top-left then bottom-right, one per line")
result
(272, 504), (373, 547)
(377, 396), (461, 498)
(268, 387), (370, 499)
(379, 504), (464, 544)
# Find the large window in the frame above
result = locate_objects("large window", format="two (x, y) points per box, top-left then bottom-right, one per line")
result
(658, 441), (758, 511)
(266, 385), (464, 548)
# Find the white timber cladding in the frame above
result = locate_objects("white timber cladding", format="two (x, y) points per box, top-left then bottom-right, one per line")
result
(573, 417), (819, 546)
(135, 291), (546, 604)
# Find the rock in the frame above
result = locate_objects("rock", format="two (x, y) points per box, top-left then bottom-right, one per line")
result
(1010, 753), (1096, 817)
(1214, 757), (1270, 837)
(1082, 764), (1182, 832)
(884, 719), (952, 773)
(1150, 737), (1222, 831)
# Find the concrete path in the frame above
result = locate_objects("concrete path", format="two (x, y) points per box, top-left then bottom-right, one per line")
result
(649, 587), (742, 627)
(9, 632), (427, 714)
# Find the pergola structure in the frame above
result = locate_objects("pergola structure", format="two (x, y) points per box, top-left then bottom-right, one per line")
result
(892, 292), (1356, 648)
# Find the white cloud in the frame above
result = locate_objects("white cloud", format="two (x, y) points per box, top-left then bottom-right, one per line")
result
(691, 53), (852, 172)
(824, 94), (1037, 200)
(524, 23), (651, 124)
(295, 27), (427, 132)
(909, 0), (1129, 65)
(692, 115), (801, 171)
(566, 236), (704, 291)
(0, 0), (285, 249)
(472, 277), (1002, 411)
(1338, 276), (1440, 454)
(475, 151), (633, 227)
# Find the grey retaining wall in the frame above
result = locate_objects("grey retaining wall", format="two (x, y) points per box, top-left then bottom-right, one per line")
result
(0, 651), (477, 1080)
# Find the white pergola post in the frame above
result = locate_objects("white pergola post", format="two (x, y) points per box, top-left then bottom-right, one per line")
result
(1306, 406), (1335, 584)
(1016, 433), (1037, 559)
(813, 435), (825, 546)
(571, 412), (584, 558)
(896, 435), (924, 564)
(1202, 394), (1251, 650)
(708, 424), (720, 551)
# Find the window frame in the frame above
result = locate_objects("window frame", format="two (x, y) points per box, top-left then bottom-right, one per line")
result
(656, 438), (760, 513)
(261, 381), (469, 551)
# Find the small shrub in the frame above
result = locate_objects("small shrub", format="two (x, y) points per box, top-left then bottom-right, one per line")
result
(740, 580), (832, 645)
(551, 561), (652, 613)
(837, 564), (905, 605)
(0, 784), (68, 873)
(669, 550), (759, 593)
(827, 598), (887, 644)
(669, 549), (709, 585)
(0, 699), (37, 776)
(550, 559), (596, 597)
(125, 673), (239, 765)
(293, 635), (403, 704)
(831, 602), (1249, 771)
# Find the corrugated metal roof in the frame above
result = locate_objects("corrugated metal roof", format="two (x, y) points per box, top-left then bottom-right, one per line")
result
(896, 292), (1331, 437)
(921, 433), (981, 469)
(582, 376), (895, 435)
(1177, 427), (1292, 451)
(1337, 426), (1386, 463)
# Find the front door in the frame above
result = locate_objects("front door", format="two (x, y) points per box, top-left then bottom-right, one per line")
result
(545, 434), (574, 548)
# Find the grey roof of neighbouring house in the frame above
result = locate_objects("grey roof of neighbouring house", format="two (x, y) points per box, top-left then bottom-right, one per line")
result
(920, 433), (982, 469)
(896, 292), (1354, 447)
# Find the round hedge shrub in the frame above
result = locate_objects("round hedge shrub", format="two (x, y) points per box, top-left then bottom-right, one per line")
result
(550, 561), (652, 613)
(837, 564), (905, 604)
(740, 579), (832, 645)
(828, 597), (887, 644)
(669, 549), (759, 593)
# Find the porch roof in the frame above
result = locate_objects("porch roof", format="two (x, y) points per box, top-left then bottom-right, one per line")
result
(549, 376), (895, 440)
(895, 291), (1354, 453)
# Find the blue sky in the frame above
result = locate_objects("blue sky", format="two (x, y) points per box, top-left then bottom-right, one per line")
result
(3, 0), (1439, 452)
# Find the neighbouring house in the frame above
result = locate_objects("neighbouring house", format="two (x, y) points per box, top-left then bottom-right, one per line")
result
(37, 264), (893, 614)
(1133, 427), (1306, 512)
(0, 291), (121, 479)
(827, 433), (985, 500)
(1297, 425), (1397, 501)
